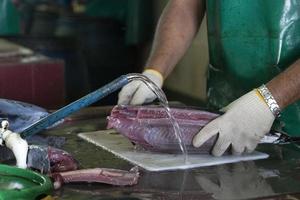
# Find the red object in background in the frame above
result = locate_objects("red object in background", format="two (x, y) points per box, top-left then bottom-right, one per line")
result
(0, 56), (65, 109)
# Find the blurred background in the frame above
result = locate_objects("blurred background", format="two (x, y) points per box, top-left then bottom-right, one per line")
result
(0, 0), (208, 109)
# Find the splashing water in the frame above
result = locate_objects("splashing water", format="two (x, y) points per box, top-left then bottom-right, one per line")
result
(126, 73), (189, 164)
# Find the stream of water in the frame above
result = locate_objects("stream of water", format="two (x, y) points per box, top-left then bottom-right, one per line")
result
(126, 73), (189, 164)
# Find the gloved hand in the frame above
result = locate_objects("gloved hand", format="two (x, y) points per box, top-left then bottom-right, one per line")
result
(118, 69), (163, 105)
(193, 90), (275, 156)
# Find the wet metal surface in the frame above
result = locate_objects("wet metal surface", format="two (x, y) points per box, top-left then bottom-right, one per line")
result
(40, 107), (300, 200)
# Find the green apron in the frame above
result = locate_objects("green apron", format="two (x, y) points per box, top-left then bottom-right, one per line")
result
(206, 0), (300, 136)
(0, 0), (20, 35)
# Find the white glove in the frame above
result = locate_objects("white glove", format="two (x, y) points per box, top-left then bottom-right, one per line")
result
(193, 90), (275, 156)
(118, 69), (163, 105)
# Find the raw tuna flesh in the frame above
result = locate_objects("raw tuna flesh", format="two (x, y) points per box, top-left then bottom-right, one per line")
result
(107, 105), (220, 153)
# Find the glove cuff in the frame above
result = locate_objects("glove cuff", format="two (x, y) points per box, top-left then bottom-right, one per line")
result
(142, 69), (164, 87)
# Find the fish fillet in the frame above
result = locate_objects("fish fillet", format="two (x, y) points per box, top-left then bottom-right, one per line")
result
(107, 105), (220, 153)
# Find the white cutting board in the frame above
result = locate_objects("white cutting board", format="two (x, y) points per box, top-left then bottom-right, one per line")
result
(78, 129), (269, 171)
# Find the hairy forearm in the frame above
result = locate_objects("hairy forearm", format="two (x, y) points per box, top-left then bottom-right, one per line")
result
(266, 59), (300, 109)
(145, 0), (206, 78)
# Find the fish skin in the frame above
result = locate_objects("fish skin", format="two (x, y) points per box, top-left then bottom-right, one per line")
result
(27, 145), (78, 174)
(0, 98), (64, 134)
(107, 105), (220, 153)
(0, 98), (49, 132)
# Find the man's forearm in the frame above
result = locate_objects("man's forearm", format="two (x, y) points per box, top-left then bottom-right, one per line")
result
(145, 0), (206, 78)
(266, 59), (300, 109)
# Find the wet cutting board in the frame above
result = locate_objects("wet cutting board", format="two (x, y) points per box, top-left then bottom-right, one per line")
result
(78, 129), (269, 171)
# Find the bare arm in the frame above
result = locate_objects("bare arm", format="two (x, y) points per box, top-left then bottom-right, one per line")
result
(267, 59), (300, 109)
(145, 0), (206, 78)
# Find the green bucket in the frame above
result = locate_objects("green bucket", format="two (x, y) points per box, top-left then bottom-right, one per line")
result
(0, 164), (53, 200)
